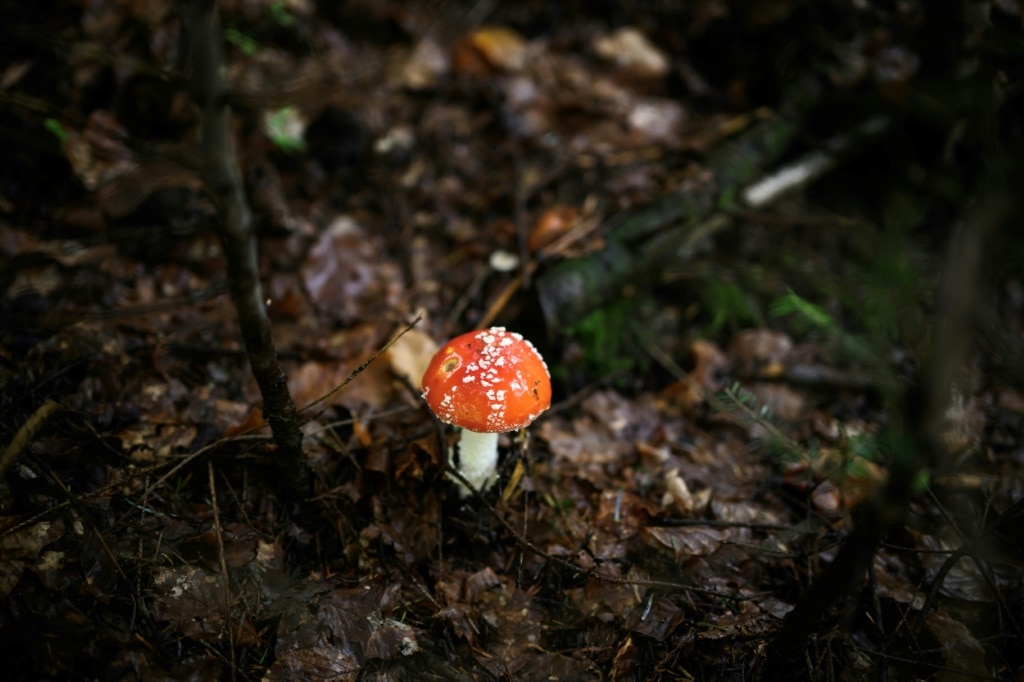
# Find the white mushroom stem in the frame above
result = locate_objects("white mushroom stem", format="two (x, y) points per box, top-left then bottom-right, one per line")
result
(451, 429), (500, 496)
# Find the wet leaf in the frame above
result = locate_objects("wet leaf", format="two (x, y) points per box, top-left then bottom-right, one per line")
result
(269, 584), (420, 680)
(151, 565), (232, 641)
(643, 525), (730, 559)
(301, 216), (403, 324)
(0, 520), (64, 598)
(923, 609), (986, 680)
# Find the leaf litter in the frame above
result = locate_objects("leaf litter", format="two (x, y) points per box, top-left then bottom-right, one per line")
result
(1, 0), (1023, 679)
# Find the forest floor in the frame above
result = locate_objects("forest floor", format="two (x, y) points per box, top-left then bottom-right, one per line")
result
(1, 1), (1023, 680)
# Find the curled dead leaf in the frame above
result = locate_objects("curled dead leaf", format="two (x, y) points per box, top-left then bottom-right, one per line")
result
(529, 205), (579, 254)
(662, 468), (711, 515)
(592, 27), (669, 80)
(384, 327), (438, 392)
(453, 26), (528, 76)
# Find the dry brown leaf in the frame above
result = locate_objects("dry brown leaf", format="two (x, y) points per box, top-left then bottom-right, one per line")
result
(528, 205), (579, 254)
(289, 357), (394, 411)
(662, 468), (711, 515)
(453, 26), (528, 76)
(693, 338), (729, 391)
(925, 609), (987, 680)
(728, 328), (794, 376)
(302, 216), (404, 324)
(642, 525), (730, 559)
(746, 382), (806, 422)
(401, 38), (450, 90)
(0, 520), (65, 598)
(384, 327), (438, 391)
(592, 27), (669, 80)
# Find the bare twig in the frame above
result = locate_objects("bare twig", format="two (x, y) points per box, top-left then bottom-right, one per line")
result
(0, 399), (59, 478)
(181, 0), (307, 497)
(208, 461), (236, 682)
(296, 315), (422, 418)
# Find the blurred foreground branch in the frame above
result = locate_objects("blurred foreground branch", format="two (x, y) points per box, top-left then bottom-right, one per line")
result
(182, 0), (307, 497)
(761, 188), (1007, 676)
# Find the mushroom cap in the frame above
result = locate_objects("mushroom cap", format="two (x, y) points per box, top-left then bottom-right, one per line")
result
(421, 327), (551, 433)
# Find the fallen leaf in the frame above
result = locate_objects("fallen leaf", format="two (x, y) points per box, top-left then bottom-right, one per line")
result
(302, 216), (404, 324)
(728, 329), (794, 376)
(642, 525), (730, 559)
(453, 26), (528, 76)
(385, 327), (438, 391)
(592, 27), (669, 80)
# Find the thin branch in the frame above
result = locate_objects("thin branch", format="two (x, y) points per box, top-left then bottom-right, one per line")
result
(181, 0), (307, 497)
(0, 399), (59, 478)
(208, 462), (236, 682)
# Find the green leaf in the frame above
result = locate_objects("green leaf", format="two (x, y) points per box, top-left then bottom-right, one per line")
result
(701, 279), (759, 336)
(269, 2), (296, 27)
(224, 27), (258, 56)
(44, 118), (68, 145)
(770, 288), (834, 330)
(264, 107), (307, 153)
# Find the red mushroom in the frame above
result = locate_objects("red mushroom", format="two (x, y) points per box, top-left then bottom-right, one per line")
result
(421, 327), (551, 494)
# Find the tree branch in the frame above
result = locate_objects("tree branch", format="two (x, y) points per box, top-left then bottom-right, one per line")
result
(182, 0), (307, 497)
